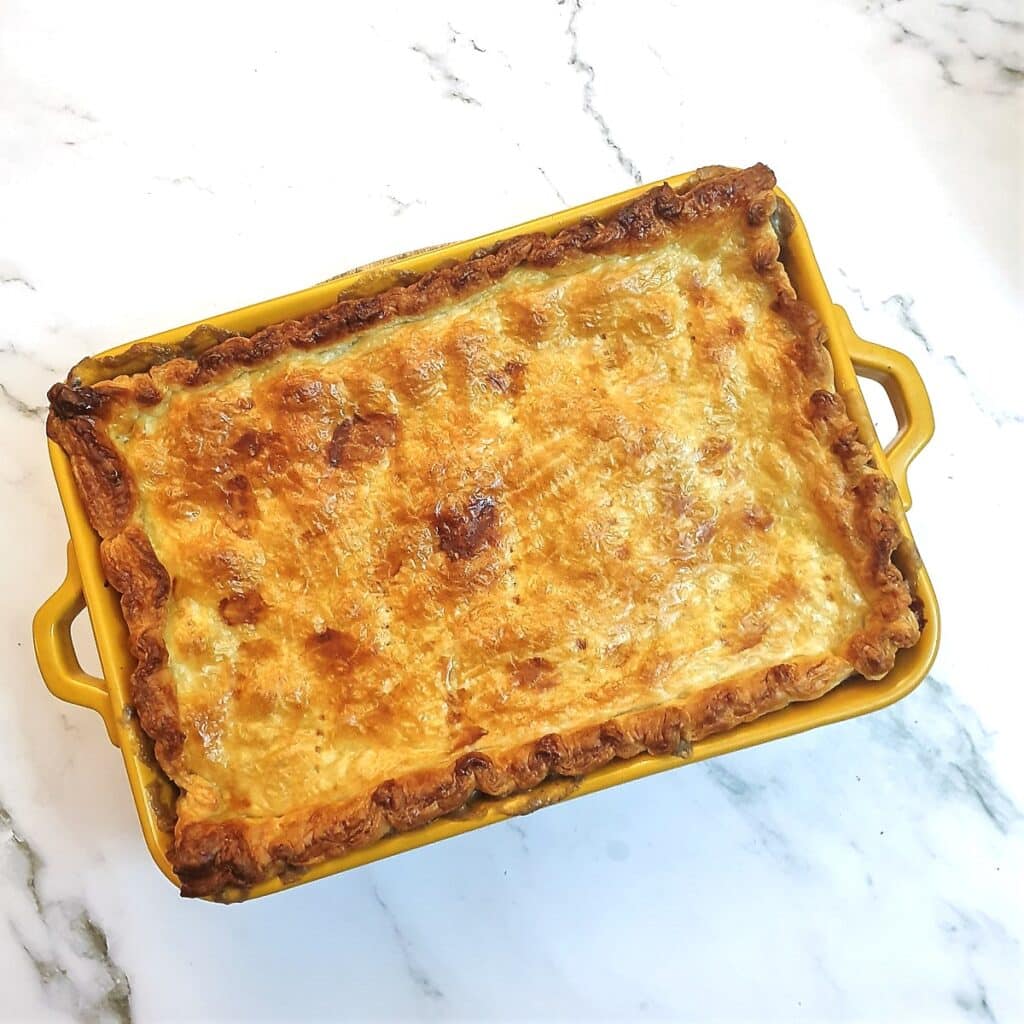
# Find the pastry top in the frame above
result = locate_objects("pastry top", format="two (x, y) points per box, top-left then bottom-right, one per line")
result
(47, 165), (920, 897)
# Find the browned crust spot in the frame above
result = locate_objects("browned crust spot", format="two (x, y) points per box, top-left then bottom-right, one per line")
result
(434, 492), (498, 561)
(218, 590), (266, 627)
(327, 412), (399, 468)
(45, 164), (921, 898)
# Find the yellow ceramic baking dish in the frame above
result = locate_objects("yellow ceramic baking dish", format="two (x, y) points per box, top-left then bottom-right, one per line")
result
(34, 171), (940, 900)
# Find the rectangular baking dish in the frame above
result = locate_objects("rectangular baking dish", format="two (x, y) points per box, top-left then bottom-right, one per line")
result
(34, 171), (940, 901)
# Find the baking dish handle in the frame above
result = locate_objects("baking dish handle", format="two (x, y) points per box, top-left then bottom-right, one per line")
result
(835, 305), (935, 510)
(33, 542), (119, 746)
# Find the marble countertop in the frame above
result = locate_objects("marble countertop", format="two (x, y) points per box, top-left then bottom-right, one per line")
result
(2, 1), (1022, 1020)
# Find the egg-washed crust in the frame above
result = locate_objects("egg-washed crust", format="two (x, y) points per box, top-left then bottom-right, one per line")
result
(47, 165), (920, 898)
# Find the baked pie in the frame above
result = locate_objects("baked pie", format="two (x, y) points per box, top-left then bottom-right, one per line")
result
(47, 164), (920, 897)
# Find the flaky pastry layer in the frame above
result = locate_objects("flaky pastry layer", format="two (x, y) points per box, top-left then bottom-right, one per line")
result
(47, 165), (920, 898)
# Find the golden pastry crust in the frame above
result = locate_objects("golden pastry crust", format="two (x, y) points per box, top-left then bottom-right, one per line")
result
(47, 165), (920, 898)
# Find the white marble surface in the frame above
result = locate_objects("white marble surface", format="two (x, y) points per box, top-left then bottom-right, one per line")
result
(2, 0), (1022, 1020)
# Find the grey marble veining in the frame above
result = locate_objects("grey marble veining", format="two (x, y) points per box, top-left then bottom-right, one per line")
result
(371, 883), (446, 1002)
(2, 802), (132, 1023)
(0, 383), (47, 421)
(411, 42), (482, 106)
(870, 676), (1021, 834)
(564, 0), (644, 184)
(1, 275), (37, 292)
(868, 0), (1023, 94)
